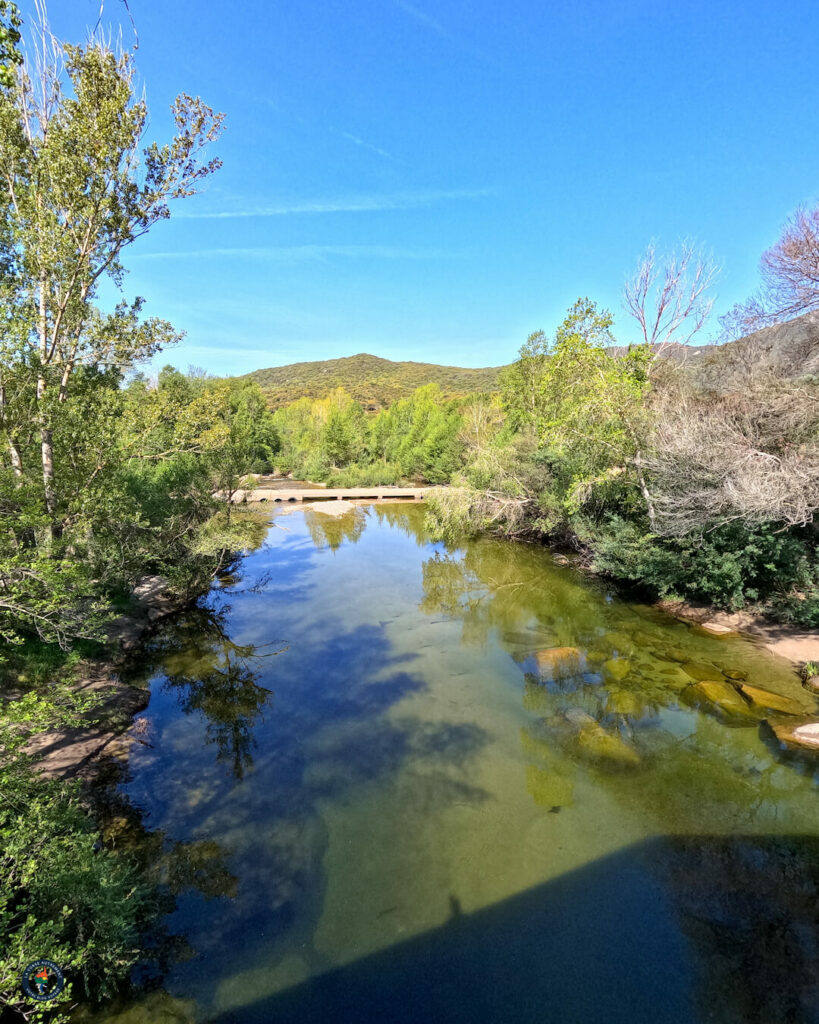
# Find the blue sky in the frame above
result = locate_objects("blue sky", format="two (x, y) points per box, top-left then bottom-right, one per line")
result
(35, 0), (819, 375)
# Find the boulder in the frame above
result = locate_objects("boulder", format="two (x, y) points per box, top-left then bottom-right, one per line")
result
(739, 684), (804, 716)
(804, 675), (819, 696)
(683, 679), (760, 723)
(533, 646), (582, 679)
(766, 717), (819, 752)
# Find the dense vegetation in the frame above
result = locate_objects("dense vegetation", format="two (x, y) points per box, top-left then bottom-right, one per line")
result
(244, 352), (503, 409)
(426, 285), (819, 627)
(272, 382), (467, 485)
(0, 14), (274, 1020)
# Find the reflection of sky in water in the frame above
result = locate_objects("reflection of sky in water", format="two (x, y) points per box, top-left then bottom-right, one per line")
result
(115, 504), (819, 1024)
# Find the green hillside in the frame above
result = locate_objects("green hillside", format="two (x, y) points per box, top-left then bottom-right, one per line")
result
(242, 352), (506, 409)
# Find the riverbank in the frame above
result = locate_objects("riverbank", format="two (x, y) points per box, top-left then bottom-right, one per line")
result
(25, 576), (186, 780)
(655, 598), (819, 666)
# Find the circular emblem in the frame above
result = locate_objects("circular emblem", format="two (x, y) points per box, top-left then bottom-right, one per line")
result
(21, 959), (65, 1002)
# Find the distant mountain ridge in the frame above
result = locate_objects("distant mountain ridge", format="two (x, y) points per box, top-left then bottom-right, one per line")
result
(242, 352), (505, 409)
(240, 314), (819, 410)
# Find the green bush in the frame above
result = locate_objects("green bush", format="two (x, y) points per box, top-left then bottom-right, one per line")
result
(0, 688), (153, 1022)
(326, 463), (403, 487)
(587, 517), (812, 610)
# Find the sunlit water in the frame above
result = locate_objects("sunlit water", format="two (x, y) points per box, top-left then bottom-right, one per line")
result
(87, 504), (819, 1024)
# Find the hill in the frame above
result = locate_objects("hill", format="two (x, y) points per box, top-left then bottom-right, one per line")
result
(243, 353), (505, 409)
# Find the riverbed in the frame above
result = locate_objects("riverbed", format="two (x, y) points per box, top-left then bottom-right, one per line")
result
(86, 503), (819, 1024)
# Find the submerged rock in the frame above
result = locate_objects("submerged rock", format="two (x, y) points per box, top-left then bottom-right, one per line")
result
(603, 658), (631, 681)
(534, 646), (582, 679)
(661, 646), (689, 663)
(575, 721), (641, 768)
(564, 708), (641, 768)
(603, 631), (633, 652)
(766, 717), (819, 752)
(683, 679), (760, 723)
(739, 684), (804, 716)
(682, 661), (721, 682)
(722, 669), (748, 682)
(606, 690), (644, 717)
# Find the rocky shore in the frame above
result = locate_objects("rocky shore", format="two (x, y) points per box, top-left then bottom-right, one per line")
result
(26, 576), (185, 780)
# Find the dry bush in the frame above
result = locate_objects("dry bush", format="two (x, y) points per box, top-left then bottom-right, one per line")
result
(647, 380), (819, 535)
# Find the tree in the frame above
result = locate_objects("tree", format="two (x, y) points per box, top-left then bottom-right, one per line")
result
(721, 204), (819, 336)
(0, 21), (223, 540)
(499, 330), (549, 429)
(623, 241), (718, 357)
(0, 1), (21, 90)
(535, 298), (659, 525)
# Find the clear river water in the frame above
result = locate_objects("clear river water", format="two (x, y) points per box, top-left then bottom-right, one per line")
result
(84, 503), (819, 1024)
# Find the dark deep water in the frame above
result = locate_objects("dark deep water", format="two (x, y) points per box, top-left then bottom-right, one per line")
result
(81, 503), (819, 1024)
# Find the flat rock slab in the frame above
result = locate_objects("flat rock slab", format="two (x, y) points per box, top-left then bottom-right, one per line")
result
(699, 621), (736, 636)
(132, 575), (171, 603)
(25, 667), (150, 780)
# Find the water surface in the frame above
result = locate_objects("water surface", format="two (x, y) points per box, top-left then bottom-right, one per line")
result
(94, 504), (819, 1024)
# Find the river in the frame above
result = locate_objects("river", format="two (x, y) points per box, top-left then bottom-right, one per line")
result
(84, 502), (819, 1024)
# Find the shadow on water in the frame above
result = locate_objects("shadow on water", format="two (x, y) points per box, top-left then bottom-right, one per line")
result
(95, 509), (819, 1023)
(119, 575), (494, 1014)
(210, 833), (819, 1024)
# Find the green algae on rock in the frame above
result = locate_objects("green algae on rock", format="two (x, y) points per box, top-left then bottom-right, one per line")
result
(682, 679), (761, 724)
(681, 661), (722, 682)
(603, 658), (631, 681)
(739, 684), (806, 716)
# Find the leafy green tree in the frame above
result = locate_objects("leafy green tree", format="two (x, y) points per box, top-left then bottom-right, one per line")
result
(499, 330), (549, 429)
(0, 33), (222, 539)
(0, 1), (21, 90)
(535, 298), (656, 525)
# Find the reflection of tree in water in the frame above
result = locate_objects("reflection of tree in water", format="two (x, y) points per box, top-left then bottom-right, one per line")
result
(369, 503), (431, 545)
(304, 506), (367, 551)
(87, 759), (239, 991)
(132, 606), (282, 780)
(654, 834), (819, 1024)
(419, 540), (609, 648)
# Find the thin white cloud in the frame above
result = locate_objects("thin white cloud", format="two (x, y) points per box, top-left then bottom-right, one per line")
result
(337, 130), (396, 161)
(174, 187), (491, 219)
(135, 244), (460, 262)
(395, 0), (448, 36)
(394, 0), (503, 69)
